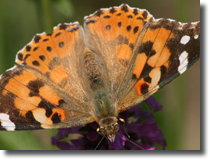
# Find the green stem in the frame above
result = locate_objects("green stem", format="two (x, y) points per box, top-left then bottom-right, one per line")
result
(34, 0), (53, 33)
(41, 0), (53, 33)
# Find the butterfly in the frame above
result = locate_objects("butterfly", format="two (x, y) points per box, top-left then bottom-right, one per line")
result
(0, 4), (200, 142)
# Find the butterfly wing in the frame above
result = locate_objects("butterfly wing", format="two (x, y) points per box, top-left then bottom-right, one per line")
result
(0, 4), (200, 131)
(84, 4), (154, 103)
(84, 4), (199, 113)
(0, 22), (95, 131)
(117, 19), (200, 112)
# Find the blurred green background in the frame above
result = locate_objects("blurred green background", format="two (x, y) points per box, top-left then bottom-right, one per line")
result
(0, 0), (200, 150)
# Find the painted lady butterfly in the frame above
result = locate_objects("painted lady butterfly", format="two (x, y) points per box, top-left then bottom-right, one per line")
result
(0, 4), (200, 142)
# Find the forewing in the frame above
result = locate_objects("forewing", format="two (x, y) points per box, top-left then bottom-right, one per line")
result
(117, 19), (200, 112)
(0, 22), (95, 131)
(84, 4), (154, 102)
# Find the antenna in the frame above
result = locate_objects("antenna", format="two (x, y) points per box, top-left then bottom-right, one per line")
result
(118, 118), (130, 138)
(94, 136), (105, 150)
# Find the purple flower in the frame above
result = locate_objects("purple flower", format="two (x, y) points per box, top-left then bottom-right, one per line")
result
(51, 96), (166, 150)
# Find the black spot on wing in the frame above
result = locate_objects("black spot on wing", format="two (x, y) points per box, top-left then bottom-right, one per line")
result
(138, 41), (153, 56)
(121, 4), (129, 12)
(137, 16), (144, 21)
(59, 24), (67, 30)
(139, 63), (153, 80)
(32, 61), (40, 66)
(142, 11), (148, 19)
(45, 108), (53, 117)
(103, 15), (111, 19)
(33, 47), (39, 51)
(105, 25), (111, 30)
(25, 45), (31, 52)
(34, 35), (41, 43)
(27, 79), (44, 96)
(43, 38), (49, 42)
(132, 74), (137, 79)
(46, 33), (52, 36)
(159, 65), (167, 82)
(54, 32), (62, 38)
(58, 41), (64, 48)
(17, 53), (23, 61)
(110, 7), (117, 14)
(126, 25), (131, 32)
(116, 13), (121, 16)
(150, 50), (156, 57)
(46, 46), (52, 52)
(127, 15), (133, 18)
(51, 113), (61, 124)
(24, 54), (31, 62)
(39, 55), (46, 61)
(95, 9), (104, 17)
(133, 9), (138, 15)
(133, 26), (139, 34)
(141, 83), (149, 94)
(38, 100), (55, 109)
(144, 76), (151, 83)
(118, 22), (122, 28)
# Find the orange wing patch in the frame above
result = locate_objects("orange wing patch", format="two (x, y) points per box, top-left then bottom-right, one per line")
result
(84, 4), (154, 68)
(148, 25), (174, 67)
(11, 71), (61, 109)
(32, 108), (66, 128)
(15, 23), (81, 88)
(1, 66), (63, 111)
(119, 19), (200, 114)
(133, 53), (147, 79)
(132, 20), (163, 79)
(133, 19), (175, 95)
(0, 65), (94, 131)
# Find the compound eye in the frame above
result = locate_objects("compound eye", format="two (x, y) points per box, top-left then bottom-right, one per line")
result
(100, 127), (106, 135)
(114, 124), (119, 131)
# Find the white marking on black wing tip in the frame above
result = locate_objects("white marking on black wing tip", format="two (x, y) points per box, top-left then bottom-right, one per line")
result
(0, 113), (16, 131)
(180, 35), (190, 45)
(194, 34), (199, 39)
(178, 51), (189, 74)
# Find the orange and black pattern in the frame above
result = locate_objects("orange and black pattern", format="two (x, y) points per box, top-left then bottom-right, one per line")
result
(0, 4), (200, 131)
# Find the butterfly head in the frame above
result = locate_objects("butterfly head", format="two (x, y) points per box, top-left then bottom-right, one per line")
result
(98, 117), (119, 142)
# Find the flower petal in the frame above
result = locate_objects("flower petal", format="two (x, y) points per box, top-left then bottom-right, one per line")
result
(145, 96), (163, 112)
(86, 130), (100, 141)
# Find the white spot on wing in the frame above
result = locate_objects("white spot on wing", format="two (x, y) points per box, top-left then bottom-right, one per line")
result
(180, 35), (190, 45)
(194, 34), (199, 39)
(149, 68), (161, 89)
(0, 113), (15, 131)
(178, 51), (189, 74)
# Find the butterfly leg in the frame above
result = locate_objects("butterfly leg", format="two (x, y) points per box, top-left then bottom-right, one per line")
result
(118, 118), (130, 138)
